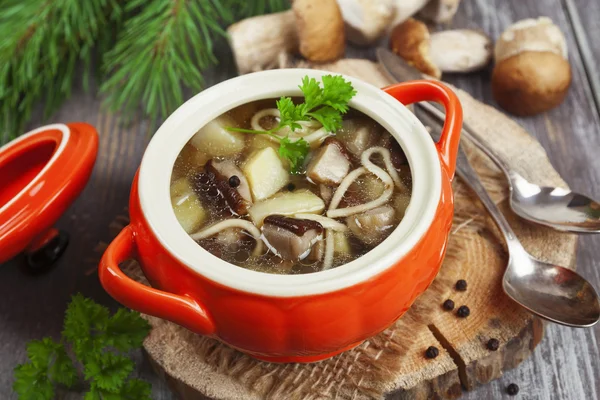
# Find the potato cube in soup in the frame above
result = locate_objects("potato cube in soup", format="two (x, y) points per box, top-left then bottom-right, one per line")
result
(243, 147), (290, 201)
(190, 115), (245, 157)
(170, 178), (206, 233)
(333, 231), (351, 255)
(248, 135), (280, 153)
(248, 190), (325, 226)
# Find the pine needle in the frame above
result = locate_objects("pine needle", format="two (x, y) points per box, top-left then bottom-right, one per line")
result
(0, 0), (120, 144)
(100, 0), (290, 128)
(0, 0), (289, 145)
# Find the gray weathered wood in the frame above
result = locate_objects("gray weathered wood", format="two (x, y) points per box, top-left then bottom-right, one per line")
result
(447, 1), (600, 399)
(1, 0), (599, 399)
(567, 0), (600, 115)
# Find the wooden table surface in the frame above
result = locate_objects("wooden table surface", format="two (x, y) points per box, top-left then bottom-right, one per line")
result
(1, 1), (599, 399)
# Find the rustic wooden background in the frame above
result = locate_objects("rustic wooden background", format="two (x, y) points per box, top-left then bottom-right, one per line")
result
(1, 0), (599, 399)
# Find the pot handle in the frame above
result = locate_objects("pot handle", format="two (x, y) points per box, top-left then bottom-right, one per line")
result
(99, 225), (216, 335)
(383, 80), (463, 180)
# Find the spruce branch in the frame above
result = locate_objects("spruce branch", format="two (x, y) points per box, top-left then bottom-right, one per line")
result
(100, 0), (290, 125)
(0, 0), (289, 145)
(0, 0), (121, 145)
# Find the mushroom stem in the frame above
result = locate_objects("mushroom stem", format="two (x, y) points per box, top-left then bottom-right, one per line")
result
(429, 30), (492, 73)
(336, 0), (396, 45)
(227, 10), (298, 74)
(191, 219), (263, 256)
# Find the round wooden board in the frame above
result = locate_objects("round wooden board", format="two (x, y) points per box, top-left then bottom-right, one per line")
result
(115, 59), (578, 400)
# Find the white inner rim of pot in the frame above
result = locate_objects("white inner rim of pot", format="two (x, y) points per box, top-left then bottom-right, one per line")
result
(139, 69), (442, 297)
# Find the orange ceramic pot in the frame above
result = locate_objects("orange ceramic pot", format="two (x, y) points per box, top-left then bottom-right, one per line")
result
(99, 70), (462, 363)
(0, 123), (98, 270)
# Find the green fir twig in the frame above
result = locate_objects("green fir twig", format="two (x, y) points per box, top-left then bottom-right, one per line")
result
(0, 0), (121, 144)
(0, 0), (289, 145)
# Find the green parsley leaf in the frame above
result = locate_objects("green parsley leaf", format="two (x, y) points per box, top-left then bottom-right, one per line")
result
(26, 338), (60, 370)
(320, 75), (357, 113)
(298, 76), (322, 111)
(13, 363), (54, 400)
(307, 106), (343, 133)
(120, 379), (153, 399)
(105, 308), (151, 352)
(227, 74), (356, 173)
(63, 294), (110, 362)
(48, 344), (78, 387)
(84, 384), (102, 400)
(84, 352), (134, 392)
(279, 136), (310, 174)
(276, 97), (304, 132)
(14, 295), (152, 400)
(14, 337), (77, 399)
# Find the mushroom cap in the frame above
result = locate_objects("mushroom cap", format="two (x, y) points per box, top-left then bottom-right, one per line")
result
(495, 17), (568, 62)
(389, 18), (441, 79)
(293, 0), (345, 62)
(492, 51), (571, 116)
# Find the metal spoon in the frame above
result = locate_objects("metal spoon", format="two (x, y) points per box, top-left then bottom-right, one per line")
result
(421, 111), (600, 327)
(418, 102), (600, 233)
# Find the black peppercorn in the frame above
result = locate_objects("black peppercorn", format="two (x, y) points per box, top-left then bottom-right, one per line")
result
(455, 279), (467, 291)
(487, 338), (500, 351)
(506, 383), (519, 396)
(425, 346), (439, 359)
(228, 175), (241, 188)
(443, 299), (455, 311)
(457, 305), (470, 318)
(287, 183), (296, 191)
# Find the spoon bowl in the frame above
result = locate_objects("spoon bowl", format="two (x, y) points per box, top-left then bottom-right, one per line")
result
(504, 252), (600, 327)
(510, 171), (600, 233)
(415, 101), (600, 233)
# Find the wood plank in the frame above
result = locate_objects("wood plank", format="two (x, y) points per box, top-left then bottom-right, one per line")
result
(445, 1), (600, 399)
(564, 0), (600, 115)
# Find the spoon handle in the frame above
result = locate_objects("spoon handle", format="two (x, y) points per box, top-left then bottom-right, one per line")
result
(417, 108), (524, 250)
(416, 102), (514, 178)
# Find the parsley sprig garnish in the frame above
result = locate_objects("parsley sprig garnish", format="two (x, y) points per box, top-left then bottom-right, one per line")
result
(13, 294), (151, 400)
(229, 75), (357, 173)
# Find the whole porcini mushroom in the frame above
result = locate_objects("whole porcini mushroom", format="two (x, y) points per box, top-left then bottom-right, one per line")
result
(390, 18), (492, 79)
(419, 0), (461, 23)
(227, 10), (298, 74)
(293, 0), (346, 62)
(492, 17), (571, 116)
(336, 0), (396, 45)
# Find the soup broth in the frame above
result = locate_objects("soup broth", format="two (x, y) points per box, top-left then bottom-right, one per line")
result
(170, 99), (412, 274)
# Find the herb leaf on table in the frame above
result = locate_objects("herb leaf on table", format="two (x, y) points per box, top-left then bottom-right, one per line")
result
(13, 294), (151, 399)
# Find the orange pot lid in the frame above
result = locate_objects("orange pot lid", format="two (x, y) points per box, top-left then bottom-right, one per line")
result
(0, 123), (98, 268)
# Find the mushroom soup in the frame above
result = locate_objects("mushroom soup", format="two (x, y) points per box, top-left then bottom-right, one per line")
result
(170, 100), (412, 274)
